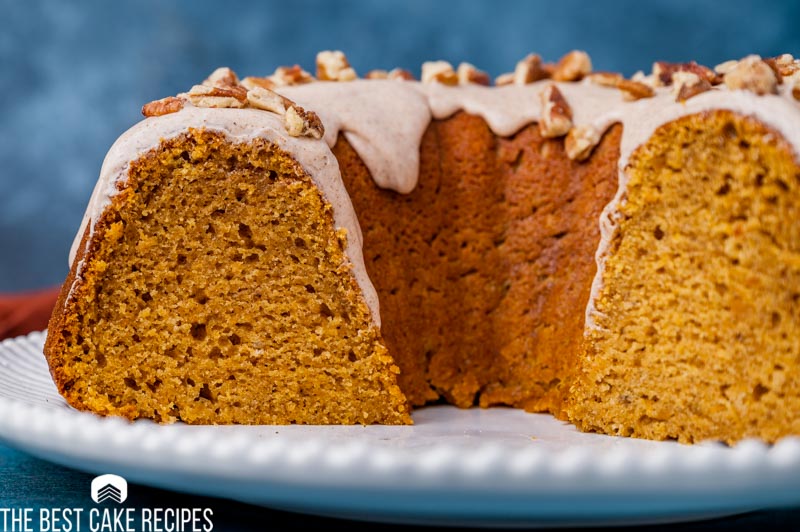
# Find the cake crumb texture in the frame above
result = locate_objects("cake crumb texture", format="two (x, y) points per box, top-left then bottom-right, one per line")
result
(568, 111), (800, 443)
(45, 129), (410, 425)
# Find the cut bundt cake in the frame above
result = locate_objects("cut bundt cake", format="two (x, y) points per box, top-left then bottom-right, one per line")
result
(46, 51), (800, 442)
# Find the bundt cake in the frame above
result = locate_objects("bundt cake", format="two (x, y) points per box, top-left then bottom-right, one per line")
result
(45, 51), (800, 443)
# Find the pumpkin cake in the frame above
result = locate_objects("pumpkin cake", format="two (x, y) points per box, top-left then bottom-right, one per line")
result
(45, 51), (800, 442)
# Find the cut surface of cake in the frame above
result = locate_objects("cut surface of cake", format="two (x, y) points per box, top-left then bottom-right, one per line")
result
(45, 52), (800, 442)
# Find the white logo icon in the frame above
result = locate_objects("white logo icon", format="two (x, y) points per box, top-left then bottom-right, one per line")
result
(91, 474), (128, 503)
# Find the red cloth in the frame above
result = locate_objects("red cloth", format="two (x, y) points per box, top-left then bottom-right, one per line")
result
(0, 288), (60, 340)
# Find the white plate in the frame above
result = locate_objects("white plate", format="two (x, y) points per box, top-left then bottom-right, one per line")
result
(1, 332), (799, 527)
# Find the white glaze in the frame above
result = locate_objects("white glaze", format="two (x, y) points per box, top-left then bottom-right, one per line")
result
(70, 77), (800, 333)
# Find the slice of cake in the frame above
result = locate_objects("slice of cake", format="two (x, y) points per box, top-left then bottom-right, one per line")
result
(45, 51), (800, 442)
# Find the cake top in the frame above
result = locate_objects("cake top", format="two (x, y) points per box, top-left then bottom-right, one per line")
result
(68, 51), (800, 326)
(142, 50), (800, 142)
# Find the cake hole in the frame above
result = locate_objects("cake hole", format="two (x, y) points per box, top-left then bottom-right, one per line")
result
(305, 284), (316, 293)
(320, 303), (333, 318)
(177, 254), (187, 265)
(552, 231), (568, 240)
(755, 173), (764, 187)
(348, 350), (358, 363)
(753, 383), (769, 401)
(235, 190), (246, 202)
(209, 347), (223, 360)
(245, 253), (258, 262)
(124, 377), (140, 391)
(186, 377), (196, 386)
(716, 183), (731, 196)
(294, 237), (306, 248)
(95, 353), (107, 368)
(190, 323), (207, 341)
(772, 312), (782, 326)
(141, 292), (152, 302)
(653, 226), (665, 240)
(228, 334), (241, 345)
(132, 334), (141, 343)
(313, 347), (324, 356)
(238, 223), (253, 240)
(776, 178), (789, 192)
(199, 384), (214, 402)
(146, 378), (162, 393)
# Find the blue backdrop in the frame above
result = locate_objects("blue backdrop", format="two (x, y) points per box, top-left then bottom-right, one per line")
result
(1, 0), (798, 291)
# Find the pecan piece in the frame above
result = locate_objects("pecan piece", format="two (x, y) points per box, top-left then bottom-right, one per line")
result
(141, 96), (185, 117)
(457, 62), (490, 85)
(587, 72), (654, 100)
(539, 84), (573, 138)
(494, 72), (515, 86)
(316, 50), (357, 81)
(241, 76), (276, 91)
(565, 125), (601, 162)
(284, 105), (324, 139)
(366, 69), (389, 79)
(203, 67), (240, 89)
(653, 61), (720, 86)
(551, 51), (592, 82)
(421, 61), (458, 85)
(269, 65), (314, 87)
(672, 71), (712, 101)
(246, 86), (292, 114)
(723, 55), (778, 95)
(187, 84), (246, 108)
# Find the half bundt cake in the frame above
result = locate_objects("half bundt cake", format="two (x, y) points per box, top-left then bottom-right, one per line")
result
(45, 51), (800, 443)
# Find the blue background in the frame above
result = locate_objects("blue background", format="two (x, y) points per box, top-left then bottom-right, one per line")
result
(1, 0), (799, 291)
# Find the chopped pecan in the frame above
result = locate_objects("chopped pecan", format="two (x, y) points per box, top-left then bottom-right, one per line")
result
(269, 65), (314, 87)
(587, 72), (623, 87)
(768, 54), (800, 77)
(187, 84), (246, 108)
(587, 72), (654, 100)
(246, 86), (292, 114)
(653, 61), (720, 86)
(141, 96), (185, 117)
(284, 105), (324, 139)
(494, 72), (515, 86)
(672, 71), (712, 101)
(539, 84), (573, 138)
(421, 61), (458, 85)
(388, 68), (415, 81)
(514, 53), (549, 84)
(617, 79), (655, 101)
(714, 60), (739, 76)
(366, 68), (415, 81)
(551, 51), (592, 82)
(565, 125), (601, 161)
(241, 76), (276, 90)
(203, 67), (240, 89)
(723, 55), (778, 95)
(457, 62), (490, 85)
(316, 50), (357, 81)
